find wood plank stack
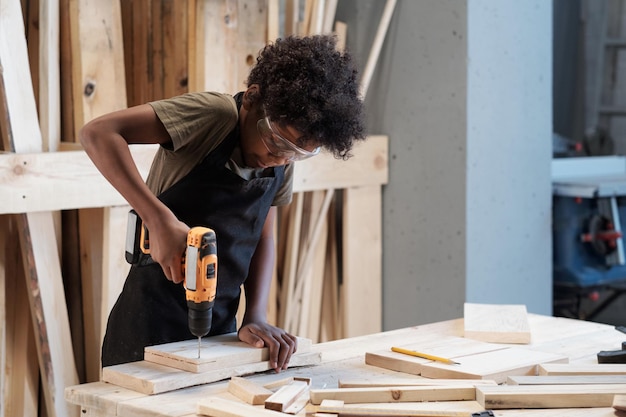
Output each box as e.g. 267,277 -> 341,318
0,1 -> 388,416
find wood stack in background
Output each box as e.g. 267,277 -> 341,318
0,1 -> 389,416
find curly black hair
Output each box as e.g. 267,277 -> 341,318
246,35 -> 366,160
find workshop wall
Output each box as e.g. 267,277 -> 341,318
338,0 -> 553,330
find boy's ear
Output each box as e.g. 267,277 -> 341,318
242,84 -> 261,110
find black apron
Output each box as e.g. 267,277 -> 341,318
102,94 -> 285,366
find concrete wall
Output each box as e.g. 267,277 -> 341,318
336,0 -> 553,331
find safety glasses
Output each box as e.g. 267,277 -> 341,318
257,117 -> 320,162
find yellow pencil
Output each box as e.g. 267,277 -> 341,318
391,346 -> 460,365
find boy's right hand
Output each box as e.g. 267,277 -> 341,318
146,216 -> 189,284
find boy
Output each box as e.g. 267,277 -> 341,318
80,34 -> 365,370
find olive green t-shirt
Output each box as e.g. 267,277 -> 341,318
146,91 -> 293,206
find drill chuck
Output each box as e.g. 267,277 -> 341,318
187,301 -> 213,338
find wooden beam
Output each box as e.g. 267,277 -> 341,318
0,136 -> 388,214
309,385 -> 476,405
476,384 -> 626,409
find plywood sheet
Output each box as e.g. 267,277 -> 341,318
144,333 -> 312,373
102,351 -> 321,395
365,334 -> 504,375
463,303 -> 531,344
477,384 -> 626,409
419,347 -> 568,383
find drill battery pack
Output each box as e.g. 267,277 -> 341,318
125,209 -> 150,264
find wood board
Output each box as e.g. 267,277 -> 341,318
476,384 -> 626,409
419,347 -> 568,383
144,333 -> 312,373
538,363 -> 626,376
102,351 -> 321,395
365,334 -> 503,375
308,399 -> 485,417
308,385 -> 477,405
463,302 -> 531,344
507,375 -> 626,385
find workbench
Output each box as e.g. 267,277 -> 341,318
65,314 -> 626,416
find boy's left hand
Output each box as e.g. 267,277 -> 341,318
238,322 -> 298,372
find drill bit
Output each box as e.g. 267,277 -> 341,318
197,336 -> 201,359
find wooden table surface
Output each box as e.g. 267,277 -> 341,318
65,314 -> 626,417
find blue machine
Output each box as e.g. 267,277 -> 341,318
552,156 -> 626,319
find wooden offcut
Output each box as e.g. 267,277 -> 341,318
144,333 -> 312,373
476,384 -> 626,409
228,377 -> 273,405
198,396 -> 286,417
463,303 -> 531,344
419,347 -> 567,383
308,385 -> 477,405
264,379 -> 309,412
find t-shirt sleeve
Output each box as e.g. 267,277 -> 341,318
149,92 -> 237,153
272,163 -> 294,206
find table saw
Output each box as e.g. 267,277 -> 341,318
552,156 -> 626,320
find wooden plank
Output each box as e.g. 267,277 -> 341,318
0,0 -> 42,153
264,380 -> 309,412
338,378 -> 497,388
341,185 -> 382,337
2,216 -> 39,417
365,335 -> 503,375
419,347 -> 568,384
68,0 -> 126,138
198,396 -> 287,417
476,384 -> 626,409
144,333 -> 312,373
507,375 -> 626,385
228,376 -> 273,405
309,385 -> 476,405
0,136 -> 388,214
539,363 -> 626,376
17,213 -> 80,417
614,394 -> 626,411
359,0 -> 397,99
463,303 -> 531,344
308,399 -> 481,417
101,351 -> 321,395
38,0 -> 61,152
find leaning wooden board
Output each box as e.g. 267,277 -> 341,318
102,334 -> 320,394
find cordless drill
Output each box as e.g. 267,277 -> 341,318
183,227 -> 218,358
125,210 -> 218,357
